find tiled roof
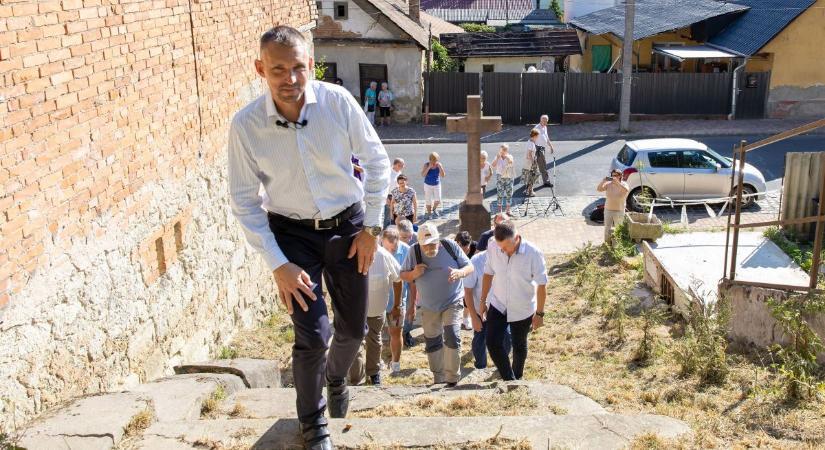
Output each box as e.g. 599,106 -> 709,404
708,0 -> 816,56
420,10 -> 466,37
426,8 -> 560,23
422,0 -> 535,9
569,0 -> 749,40
439,29 -> 582,57
363,0 -> 430,47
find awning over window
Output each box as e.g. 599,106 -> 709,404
653,45 -> 738,62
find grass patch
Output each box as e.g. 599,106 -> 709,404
124,408 -> 154,437
525,253 -> 825,448
352,388 -> 540,418
229,312 -> 295,364
201,385 -> 227,418
764,226 -> 816,272
218,346 -> 238,359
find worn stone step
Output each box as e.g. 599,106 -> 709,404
218,380 -> 606,420
132,414 -> 691,449
19,373 -> 245,450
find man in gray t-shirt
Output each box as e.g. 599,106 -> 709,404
401,223 -> 473,386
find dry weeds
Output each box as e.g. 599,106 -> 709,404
353,388 -> 539,418
123,408 -> 154,437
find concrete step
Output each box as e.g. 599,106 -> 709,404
217,381 -> 606,420
131,414 -> 691,449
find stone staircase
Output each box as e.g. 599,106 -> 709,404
17,359 -> 691,450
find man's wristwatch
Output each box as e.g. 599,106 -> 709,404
535,311 -> 545,317
364,225 -> 382,237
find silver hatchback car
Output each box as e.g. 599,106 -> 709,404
610,139 -> 767,212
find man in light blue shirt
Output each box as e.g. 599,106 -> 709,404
382,227 -> 409,374
463,250 -> 511,369
401,223 -> 473,386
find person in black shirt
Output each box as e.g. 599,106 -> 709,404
476,213 -> 510,252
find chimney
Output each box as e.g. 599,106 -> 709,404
409,0 -> 420,23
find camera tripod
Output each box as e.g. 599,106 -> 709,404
542,155 -> 564,216
520,153 -> 563,217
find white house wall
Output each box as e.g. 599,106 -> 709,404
464,56 -> 549,73
316,44 -> 424,122
318,0 -> 397,39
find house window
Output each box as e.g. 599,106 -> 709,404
316,1 -> 322,14
482,64 -> 495,72
334,1 -> 348,19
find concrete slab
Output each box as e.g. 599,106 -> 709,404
19,392 -> 150,450
130,373 -> 246,422
134,414 -> 690,450
173,358 -> 280,388
648,231 -> 808,304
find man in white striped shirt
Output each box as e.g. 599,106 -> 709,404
228,26 -> 390,450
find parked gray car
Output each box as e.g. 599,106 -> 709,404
610,138 -> 767,212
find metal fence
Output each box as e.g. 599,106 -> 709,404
424,71 -> 769,123
424,72 -> 479,114
782,152 -> 825,239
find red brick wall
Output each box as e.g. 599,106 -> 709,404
0,0 -> 315,308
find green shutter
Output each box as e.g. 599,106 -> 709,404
592,45 -> 612,72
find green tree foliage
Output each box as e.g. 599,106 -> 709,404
459,23 -> 496,33
431,39 -> 457,72
550,0 -> 563,21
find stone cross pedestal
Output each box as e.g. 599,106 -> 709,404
446,96 -> 502,241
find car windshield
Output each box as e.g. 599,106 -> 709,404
704,147 -> 732,168
617,145 -> 636,166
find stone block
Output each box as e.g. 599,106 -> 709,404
174,358 -> 280,389
131,373 -> 246,422
459,201 -> 490,242
19,392 -> 150,450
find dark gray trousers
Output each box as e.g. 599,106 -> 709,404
268,207 -> 368,425
535,146 -> 550,184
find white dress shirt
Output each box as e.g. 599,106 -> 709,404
532,124 -> 550,148
367,247 -> 401,317
484,238 -> 548,322
463,250 -> 488,312
228,80 -> 391,270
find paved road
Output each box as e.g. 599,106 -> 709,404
385,135 -> 825,199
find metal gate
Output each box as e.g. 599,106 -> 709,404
521,73 -> 565,124
735,72 -> 771,119
424,72 -> 480,114
481,72 -> 522,124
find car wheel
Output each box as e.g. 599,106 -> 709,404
628,186 -> 656,212
738,185 -> 756,208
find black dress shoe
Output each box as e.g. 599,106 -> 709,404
403,331 -> 415,347
301,422 -> 333,450
327,380 -> 350,418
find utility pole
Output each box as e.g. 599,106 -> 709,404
619,0 -> 635,132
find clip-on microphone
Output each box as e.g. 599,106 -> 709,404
276,119 -> 309,129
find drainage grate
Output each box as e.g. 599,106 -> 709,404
660,273 -> 675,306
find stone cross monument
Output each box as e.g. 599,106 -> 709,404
446,95 -> 502,240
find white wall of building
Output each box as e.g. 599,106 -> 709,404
464,56 -> 554,73
317,0 -> 396,39
315,44 -> 424,122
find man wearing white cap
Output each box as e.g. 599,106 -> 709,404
400,223 -> 473,386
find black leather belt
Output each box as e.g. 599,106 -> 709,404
268,203 -> 360,231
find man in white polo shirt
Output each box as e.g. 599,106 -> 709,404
479,220 -> 548,380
